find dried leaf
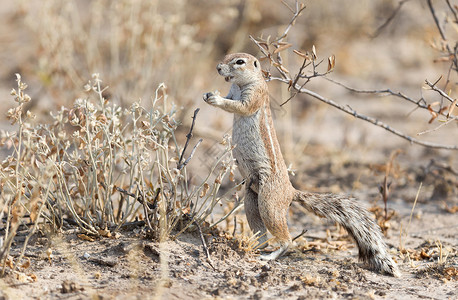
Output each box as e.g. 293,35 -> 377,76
15,272 -> 30,283
29,189 -> 42,223
444,202 -> 458,213
300,274 -> 321,286
21,257 -> 31,269
229,169 -> 235,182
98,228 -> 112,238
78,234 -> 95,242
288,80 -> 293,91
97,171 -> 105,184
200,183 -> 210,197
433,56 -> 452,63
327,55 -> 336,71
312,45 -> 317,60
279,64 -> 290,73
181,205 -> 191,214
447,99 -> 457,118
94,130 -> 103,141
420,249 -> 431,259
140,120 -> 150,129
427,104 -> 439,123
11,204 -> 23,227
6,256 -> 14,269
29,273 -> 37,282
96,114 -> 107,124
293,49 -> 308,59
428,114 -> 437,123
273,43 -> 292,54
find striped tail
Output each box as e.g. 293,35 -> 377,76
294,190 -> 401,277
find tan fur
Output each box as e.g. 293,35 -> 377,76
203,53 -> 400,277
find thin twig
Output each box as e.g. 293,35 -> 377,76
178,139 -> 203,170
275,1 -> 306,43
292,229 -> 308,242
445,0 -> 458,22
427,0 -> 448,42
372,0 -> 410,38
424,79 -> 456,103
116,186 -> 156,210
194,221 -> 216,270
178,108 -> 200,169
139,187 -> 155,232
325,77 -> 439,113
232,216 -> 237,237
210,199 -> 244,229
417,116 -> 458,136
406,182 -> 422,236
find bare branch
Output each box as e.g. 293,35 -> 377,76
178,139 -> 203,170
194,221 -> 216,270
275,1 -> 306,43
273,77 -> 458,150
427,0 -> 448,42
178,108 -> 200,170
249,1 -> 457,151
417,116 -> 458,136
424,79 -> 457,104
292,229 -> 308,242
324,77 -> 454,118
445,0 -> 458,23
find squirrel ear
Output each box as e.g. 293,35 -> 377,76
254,61 -> 258,68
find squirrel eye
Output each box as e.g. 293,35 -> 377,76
236,59 -> 245,65
254,61 -> 258,68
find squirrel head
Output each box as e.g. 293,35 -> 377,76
216,53 -> 263,86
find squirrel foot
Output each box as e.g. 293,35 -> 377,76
260,245 -> 289,260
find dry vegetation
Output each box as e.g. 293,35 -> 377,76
0,0 -> 457,299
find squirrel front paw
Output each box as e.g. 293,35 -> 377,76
203,91 -> 222,106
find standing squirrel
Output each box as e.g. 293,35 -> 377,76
203,53 -> 400,277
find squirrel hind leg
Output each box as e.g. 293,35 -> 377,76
256,186 -> 293,260
244,188 -> 268,248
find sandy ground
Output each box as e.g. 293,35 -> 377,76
1,144 -> 456,300
0,208 -> 456,300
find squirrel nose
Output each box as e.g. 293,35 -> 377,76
216,64 -> 222,72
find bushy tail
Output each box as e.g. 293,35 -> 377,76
294,190 -> 400,277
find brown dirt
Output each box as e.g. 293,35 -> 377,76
1,155 -> 457,300
1,204 -> 457,300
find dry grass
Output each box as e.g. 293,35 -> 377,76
0,73 -> 238,273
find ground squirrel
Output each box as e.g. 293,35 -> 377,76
203,53 -> 400,277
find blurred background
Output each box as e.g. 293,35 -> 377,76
0,0 -> 456,200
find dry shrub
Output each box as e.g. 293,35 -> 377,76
0,74 -> 238,270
